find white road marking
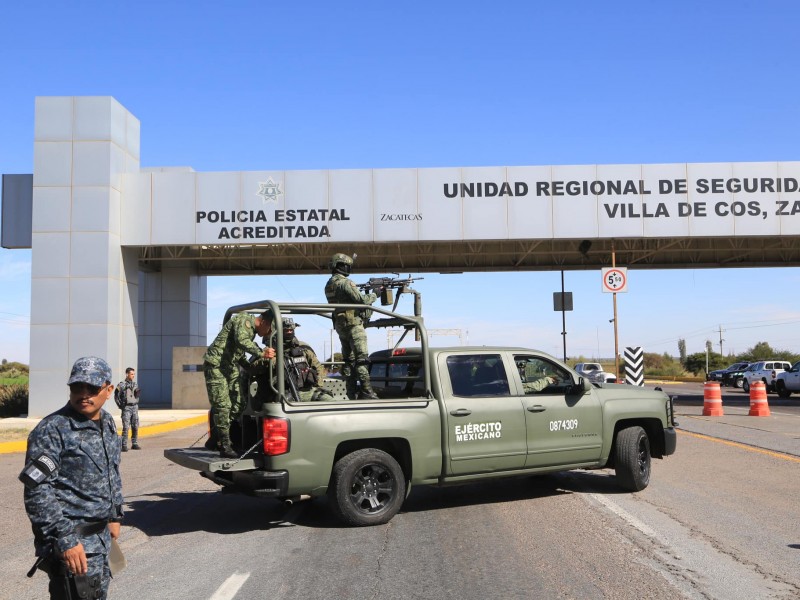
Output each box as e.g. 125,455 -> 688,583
588,493 -> 661,540
210,572 -> 251,600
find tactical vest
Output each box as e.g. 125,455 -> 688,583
325,274 -> 372,326
288,345 -> 318,389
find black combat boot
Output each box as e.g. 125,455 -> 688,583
219,444 -> 238,459
358,385 -> 379,400
204,422 -> 219,450
218,433 -> 238,459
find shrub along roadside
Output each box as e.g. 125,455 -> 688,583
0,384 -> 28,418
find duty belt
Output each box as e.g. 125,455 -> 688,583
75,521 -> 108,536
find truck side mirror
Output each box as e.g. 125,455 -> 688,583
578,377 -> 593,394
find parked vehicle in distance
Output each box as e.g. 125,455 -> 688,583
574,362 -> 616,384
721,362 -> 752,388
774,361 -> 800,398
742,360 -> 793,393
707,362 -> 751,384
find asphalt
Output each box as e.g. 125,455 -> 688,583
0,409 -> 209,454
671,397 -> 800,458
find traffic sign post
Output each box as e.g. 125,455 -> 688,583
602,267 -> 628,293
553,272 -> 573,362
604,244 -> 628,379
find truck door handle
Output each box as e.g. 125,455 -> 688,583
527,405 -> 546,413
449,409 -> 472,417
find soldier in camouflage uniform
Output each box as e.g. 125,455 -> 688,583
324,253 -> 379,399
21,356 -> 124,600
204,310 -> 275,457
521,375 -> 557,393
114,367 -> 140,451
519,360 -> 562,393
282,318 -> 335,402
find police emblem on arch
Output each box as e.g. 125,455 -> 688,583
257,177 -> 283,204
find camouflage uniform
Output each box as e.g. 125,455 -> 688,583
286,337 -> 335,402
114,378 -> 140,450
521,377 -> 555,394
22,358 -> 123,600
324,272 -> 377,398
203,313 -> 264,448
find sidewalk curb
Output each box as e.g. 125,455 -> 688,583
0,414 -> 207,455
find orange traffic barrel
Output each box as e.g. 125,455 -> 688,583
748,381 -> 771,416
702,381 -> 724,416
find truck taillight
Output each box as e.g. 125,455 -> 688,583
262,418 -> 290,456
771,370 -> 777,380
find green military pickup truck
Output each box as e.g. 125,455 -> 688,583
165,300 -> 677,526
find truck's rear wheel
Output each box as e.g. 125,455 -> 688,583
614,426 -> 651,492
777,381 -> 792,399
330,448 -> 406,526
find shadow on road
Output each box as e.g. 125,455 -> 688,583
124,471 -> 642,533
402,470 -> 628,516
123,490 -> 298,536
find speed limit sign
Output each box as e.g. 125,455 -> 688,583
602,267 -> 628,293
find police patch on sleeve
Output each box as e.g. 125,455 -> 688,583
19,454 -> 57,488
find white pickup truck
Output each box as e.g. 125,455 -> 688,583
742,360 -> 793,393
574,362 -> 616,384
774,361 -> 800,398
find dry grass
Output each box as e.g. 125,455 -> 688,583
0,427 -> 31,443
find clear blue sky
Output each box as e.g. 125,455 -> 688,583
2,1 -> 800,365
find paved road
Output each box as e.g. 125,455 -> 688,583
1,387 -> 798,600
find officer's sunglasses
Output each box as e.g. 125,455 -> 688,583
69,382 -> 111,397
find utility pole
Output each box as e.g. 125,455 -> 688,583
718,325 -> 725,357
561,270 -> 567,363
612,242 -> 620,380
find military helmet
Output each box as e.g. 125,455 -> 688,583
282,317 -> 299,342
67,356 -> 112,388
329,253 -> 353,275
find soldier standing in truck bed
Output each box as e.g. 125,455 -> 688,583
203,310 -> 275,457
324,253 -> 379,399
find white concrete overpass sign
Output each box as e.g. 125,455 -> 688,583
133,162 -> 800,247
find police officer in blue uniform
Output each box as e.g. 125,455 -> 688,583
21,356 -> 124,600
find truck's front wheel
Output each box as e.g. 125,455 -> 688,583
614,426 -> 651,492
330,448 -> 406,526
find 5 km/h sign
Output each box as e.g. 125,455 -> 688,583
602,267 -> 628,293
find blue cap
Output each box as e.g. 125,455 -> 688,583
67,356 -> 112,388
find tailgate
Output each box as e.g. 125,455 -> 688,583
164,448 -> 260,472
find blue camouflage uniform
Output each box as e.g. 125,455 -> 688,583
22,357 -> 124,599
115,377 -> 140,449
